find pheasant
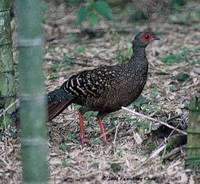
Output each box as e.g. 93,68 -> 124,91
48,30 -> 159,144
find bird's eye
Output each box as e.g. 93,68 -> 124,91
144,34 -> 150,39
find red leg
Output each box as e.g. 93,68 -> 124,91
97,116 -> 109,145
78,112 -> 85,144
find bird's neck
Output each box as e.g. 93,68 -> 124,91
127,43 -> 148,69
132,43 -> 146,61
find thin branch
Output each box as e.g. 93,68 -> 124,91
149,144 -> 167,159
122,107 -> 187,135
113,122 -> 121,146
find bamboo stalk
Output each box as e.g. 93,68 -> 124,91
0,0 -> 16,127
186,96 -> 200,171
15,0 -> 49,182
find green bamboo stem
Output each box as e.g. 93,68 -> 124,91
186,96 -> 200,171
15,0 -> 48,182
0,0 -> 16,127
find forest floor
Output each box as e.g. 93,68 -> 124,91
1,1 -> 200,183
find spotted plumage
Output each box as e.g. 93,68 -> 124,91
62,66 -> 118,98
47,31 -> 159,144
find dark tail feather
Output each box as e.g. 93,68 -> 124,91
48,100 -> 73,121
11,87 -> 75,128
47,88 -> 75,121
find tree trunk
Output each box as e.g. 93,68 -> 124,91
15,0 -> 49,182
0,0 -> 16,127
186,96 -> 200,171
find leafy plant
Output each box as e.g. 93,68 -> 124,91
63,54 -> 76,66
76,0 -> 112,27
135,119 -> 152,133
132,95 -> 148,110
61,159 -> 69,167
49,71 -> 58,80
173,72 -> 189,82
110,163 -> 121,173
95,0 -> 112,20
73,46 -> 86,55
150,87 -> 158,99
160,48 -> 188,65
116,47 -> 132,64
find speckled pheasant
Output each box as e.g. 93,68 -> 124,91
48,31 -> 159,144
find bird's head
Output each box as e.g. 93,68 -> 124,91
132,31 -> 159,48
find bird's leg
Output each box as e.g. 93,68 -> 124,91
78,111 -> 85,144
97,113 -> 109,145
78,107 -> 90,144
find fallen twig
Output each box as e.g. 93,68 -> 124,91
122,107 -> 187,135
163,146 -> 183,161
149,144 -> 167,159
113,122 -> 121,146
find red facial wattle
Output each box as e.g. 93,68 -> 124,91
140,33 -> 153,43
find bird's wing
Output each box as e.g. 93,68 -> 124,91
62,65 -> 120,98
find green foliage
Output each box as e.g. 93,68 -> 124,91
76,0 -> 112,27
88,13 -> 97,27
48,55 -> 76,80
76,6 -> 88,25
145,180 -> 154,184
49,71 -> 58,80
116,48 -> 132,64
144,87 -> 160,114
132,95 -> 148,110
145,142 -> 157,153
132,87 -> 158,111
63,55 -> 75,66
73,46 -> 86,55
160,54 -> 182,65
110,163 -> 121,173
160,48 -> 188,65
92,137 -> 103,144
150,87 -> 158,99
135,119 -> 152,133
94,0 -> 112,20
84,111 -> 98,122
67,132 -> 76,141
173,72 -> 189,82
131,86 -> 161,116
65,33 -> 79,43
61,159 -> 69,167
170,0 -> 186,9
